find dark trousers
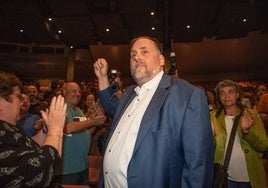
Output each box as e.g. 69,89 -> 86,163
53,169 -> 89,185
227,179 -> 251,188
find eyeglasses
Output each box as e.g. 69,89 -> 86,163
219,89 -> 237,96
12,93 -> 23,101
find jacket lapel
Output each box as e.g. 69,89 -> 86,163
132,73 -> 171,156
105,87 -> 137,145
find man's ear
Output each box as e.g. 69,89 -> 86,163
159,54 -> 165,66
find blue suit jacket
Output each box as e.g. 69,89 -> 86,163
97,73 -> 214,188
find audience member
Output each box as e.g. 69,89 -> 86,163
206,88 -> 218,111
82,93 -> 107,155
82,93 -> 105,119
211,79 -> 268,188
256,85 -> 268,133
24,85 -> 48,116
93,36 -> 214,188
110,70 -> 125,99
53,82 -> 106,185
257,84 -> 268,101
256,85 -> 268,186
0,72 -> 66,187
241,89 -> 252,109
17,93 -> 42,136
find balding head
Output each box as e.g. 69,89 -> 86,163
63,82 -> 81,107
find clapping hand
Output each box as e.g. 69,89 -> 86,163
240,109 -> 255,134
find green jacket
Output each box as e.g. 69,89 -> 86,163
211,108 -> 268,188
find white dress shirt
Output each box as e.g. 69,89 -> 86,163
103,71 -> 164,188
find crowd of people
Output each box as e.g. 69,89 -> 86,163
0,36 -> 268,188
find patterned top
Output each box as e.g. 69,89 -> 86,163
0,121 -> 60,187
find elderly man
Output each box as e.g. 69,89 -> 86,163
93,36 -> 214,188
53,82 -> 106,185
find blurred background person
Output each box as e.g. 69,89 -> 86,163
24,85 -> 48,116
255,84 -> 268,186
251,84 -> 268,110
206,88 -> 218,111
17,93 -> 42,137
109,70 -> 125,99
82,93 -> 105,119
82,92 -> 107,156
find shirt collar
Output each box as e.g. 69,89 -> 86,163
134,71 -> 164,96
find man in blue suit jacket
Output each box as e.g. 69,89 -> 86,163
94,36 -> 214,188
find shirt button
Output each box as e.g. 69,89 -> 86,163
108,149 -> 111,152
105,171 -> 108,174
244,149 -> 249,153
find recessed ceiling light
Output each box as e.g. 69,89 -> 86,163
150,12 -> 155,16
106,28 -> 110,32
151,27 -> 155,30
58,30 -> 62,34
48,18 -> 52,21
186,25 -> 191,29
19,29 -> 24,33
70,46 -> 73,49
243,18 -> 247,22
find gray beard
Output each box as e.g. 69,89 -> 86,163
131,70 -> 153,86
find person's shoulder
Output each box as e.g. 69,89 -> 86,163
261,93 -> 268,99
74,107 -> 86,116
124,84 -> 137,93
210,109 -> 217,117
170,77 -> 200,91
27,112 -> 41,119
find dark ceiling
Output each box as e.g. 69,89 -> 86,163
0,0 -> 267,48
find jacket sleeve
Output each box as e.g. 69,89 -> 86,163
241,108 -> 268,152
181,88 -> 214,188
97,87 -> 119,118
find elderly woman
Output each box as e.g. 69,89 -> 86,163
211,80 -> 268,188
0,72 -> 66,187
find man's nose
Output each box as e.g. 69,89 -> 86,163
133,53 -> 142,61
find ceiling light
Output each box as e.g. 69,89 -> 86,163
70,46 -> 73,49
48,18 -> 52,21
58,30 -> 62,34
151,27 -> 155,30
150,12 -> 155,16
243,18 -> 247,22
106,28 -> 110,32
186,25 -> 191,29
19,29 -> 24,33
